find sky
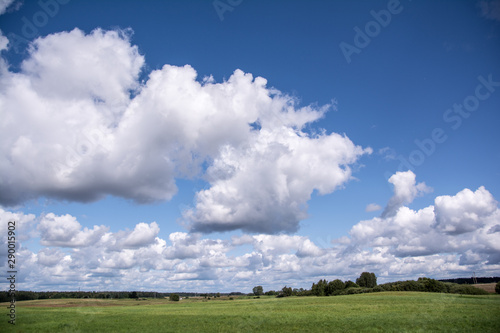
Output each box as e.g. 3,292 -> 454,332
0,0 -> 499,293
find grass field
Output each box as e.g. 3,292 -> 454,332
1,292 -> 499,332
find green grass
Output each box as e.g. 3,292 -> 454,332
1,292 -> 499,332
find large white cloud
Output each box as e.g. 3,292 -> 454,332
185,127 -> 370,233
0,28 -> 370,234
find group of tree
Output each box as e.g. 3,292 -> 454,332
310,278 -> 362,296
251,272 -> 495,299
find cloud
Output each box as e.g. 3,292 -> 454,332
0,0 -> 16,15
479,0 -> 500,21
38,213 -> 108,247
366,203 -> 382,212
381,171 -> 432,217
434,186 -> 498,235
185,128 -> 371,234
349,174 -> 500,265
4,174 -> 500,292
0,28 -> 370,234
0,28 -> 145,205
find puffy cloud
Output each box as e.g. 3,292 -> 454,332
4,175 -> 500,292
186,128 -> 371,233
348,174 -> 500,273
381,171 -> 432,217
434,186 -> 497,235
114,222 -> 160,249
38,213 -> 108,247
0,28 -> 370,234
0,28 -> 145,205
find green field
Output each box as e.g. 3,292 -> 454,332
2,292 -> 499,332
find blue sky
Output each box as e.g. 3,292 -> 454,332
0,0 -> 499,292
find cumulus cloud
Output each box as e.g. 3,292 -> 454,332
349,173 -> 500,268
381,171 -> 432,217
38,213 -> 108,247
3,175 -> 500,292
434,186 -> 497,235
0,28 -> 370,234
185,128 -> 371,233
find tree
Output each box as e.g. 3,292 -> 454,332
356,272 -> 377,288
129,291 -> 138,299
326,279 -> 345,295
281,286 -> 293,297
345,280 -> 359,289
496,281 -> 500,294
252,286 -> 264,296
169,294 -> 180,301
311,279 -> 328,296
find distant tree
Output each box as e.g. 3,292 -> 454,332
281,286 -> 293,297
496,281 -> 500,294
326,279 -> 345,295
129,291 -> 138,299
169,294 -> 180,301
356,272 -> 377,288
311,279 -> 328,296
253,286 -> 264,296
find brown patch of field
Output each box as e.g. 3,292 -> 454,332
472,283 -> 497,293
7,298 -> 171,308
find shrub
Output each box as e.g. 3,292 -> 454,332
344,281 -> 359,289
496,282 -> 500,294
169,294 -> 180,301
451,285 -> 489,295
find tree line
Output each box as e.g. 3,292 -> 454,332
253,272 -> 495,298
3,273 -> 498,303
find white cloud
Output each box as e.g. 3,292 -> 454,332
0,28 -> 370,234
381,171 -> 432,217
185,127 -> 371,233
118,222 -> 160,249
4,175 -> 500,292
434,186 -> 497,235
365,203 -> 382,212
38,213 -> 108,247
0,0 -> 15,15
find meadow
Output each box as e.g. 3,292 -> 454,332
1,292 -> 499,332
